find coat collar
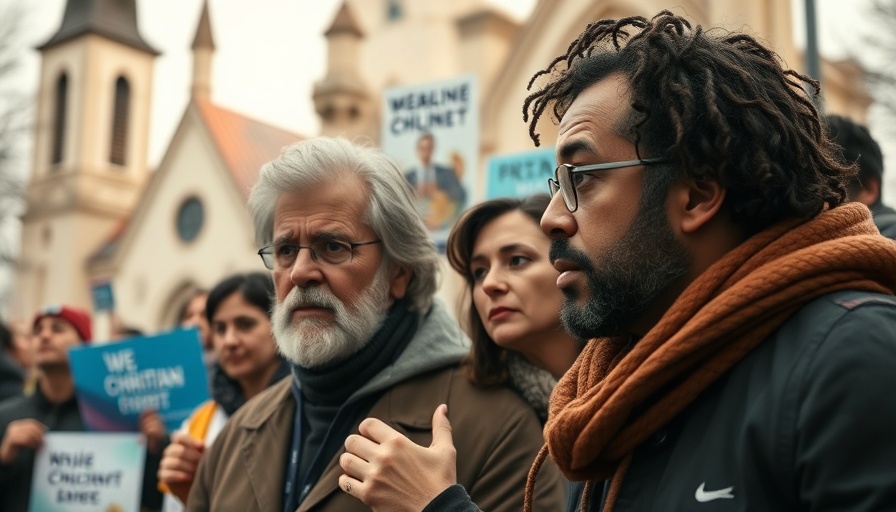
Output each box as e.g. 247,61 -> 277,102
236,377 -> 294,512
298,368 -> 455,511
238,376 -> 291,430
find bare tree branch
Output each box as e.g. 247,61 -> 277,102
0,1 -> 29,275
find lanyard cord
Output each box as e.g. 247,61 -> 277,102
282,382 -> 384,512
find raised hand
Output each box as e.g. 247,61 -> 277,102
0,419 -> 47,465
158,430 -> 205,504
339,404 -> 457,512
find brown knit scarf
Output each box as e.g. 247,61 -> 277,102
523,202 -> 896,511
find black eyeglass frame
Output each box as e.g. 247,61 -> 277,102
548,157 -> 671,212
257,239 -> 381,270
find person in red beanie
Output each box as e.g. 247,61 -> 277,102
0,304 -> 92,512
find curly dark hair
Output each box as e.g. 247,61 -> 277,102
522,11 -> 853,235
446,194 -> 551,387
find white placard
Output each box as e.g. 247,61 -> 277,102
29,432 -> 146,512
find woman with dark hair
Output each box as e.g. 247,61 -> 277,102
446,194 -> 581,420
157,272 -> 289,510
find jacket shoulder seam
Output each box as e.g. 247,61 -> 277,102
829,294 -> 896,311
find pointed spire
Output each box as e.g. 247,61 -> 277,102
191,0 -> 215,51
38,0 -> 159,55
315,0 -> 370,137
325,1 -> 364,38
190,0 -> 215,99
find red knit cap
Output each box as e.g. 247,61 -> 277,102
33,305 -> 93,342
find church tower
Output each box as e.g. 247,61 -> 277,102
313,1 -> 374,139
16,0 -> 158,317
191,0 -> 215,100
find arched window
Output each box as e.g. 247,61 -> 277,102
110,76 -> 130,165
51,73 -> 68,165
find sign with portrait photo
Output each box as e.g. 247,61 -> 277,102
381,75 -> 479,246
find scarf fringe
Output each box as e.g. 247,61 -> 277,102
523,444 -> 550,512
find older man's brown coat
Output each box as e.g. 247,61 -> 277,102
187,366 -> 565,512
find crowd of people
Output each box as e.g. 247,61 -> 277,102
2,10 -> 896,512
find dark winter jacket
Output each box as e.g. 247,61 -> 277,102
576,290 -> 896,511
871,201 -> 896,240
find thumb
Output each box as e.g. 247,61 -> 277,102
430,404 -> 453,449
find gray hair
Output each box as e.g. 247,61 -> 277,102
248,137 -> 440,313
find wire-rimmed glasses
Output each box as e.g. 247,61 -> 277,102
257,238 -> 381,270
548,157 -> 670,212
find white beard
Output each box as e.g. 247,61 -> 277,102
271,266 -> 390,368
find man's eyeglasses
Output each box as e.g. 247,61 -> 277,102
257,238 -> 381,270
548,158 -> 670,212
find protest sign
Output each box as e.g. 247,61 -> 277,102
381,75 -> 479,245
68,328 -> 209,431
90,282 -> 115,312
29,432 -> 145,512
486,148 -> 556,199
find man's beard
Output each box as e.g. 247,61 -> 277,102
550,200 -> 690,342
271,266 -> 390,368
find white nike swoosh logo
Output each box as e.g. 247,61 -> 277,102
695,482 -> 735,502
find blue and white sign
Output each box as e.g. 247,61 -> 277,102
68,328 -> 209,432
29,432 -> 146,512
90,282 -> 115,312
486,148 -> 555,199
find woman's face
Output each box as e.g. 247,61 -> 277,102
211,292 -> 279,383
470,210 -> 564,353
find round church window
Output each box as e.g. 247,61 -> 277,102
176,196 -> 204,243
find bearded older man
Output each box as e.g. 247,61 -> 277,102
185,137 -> 565,512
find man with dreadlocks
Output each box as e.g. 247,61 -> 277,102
524,9 -> 896,512
335,9 -> 896,512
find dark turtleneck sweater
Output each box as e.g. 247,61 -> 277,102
289,298 -> 418,503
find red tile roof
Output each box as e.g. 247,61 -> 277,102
90,100 -> 304,265
195,98 -> 304,198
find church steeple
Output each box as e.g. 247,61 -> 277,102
314,1 -> 372,138
325,1 -> 364,39
38,0 -> 158,55
191,0 -> 216,99
17,0 -> 157,316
